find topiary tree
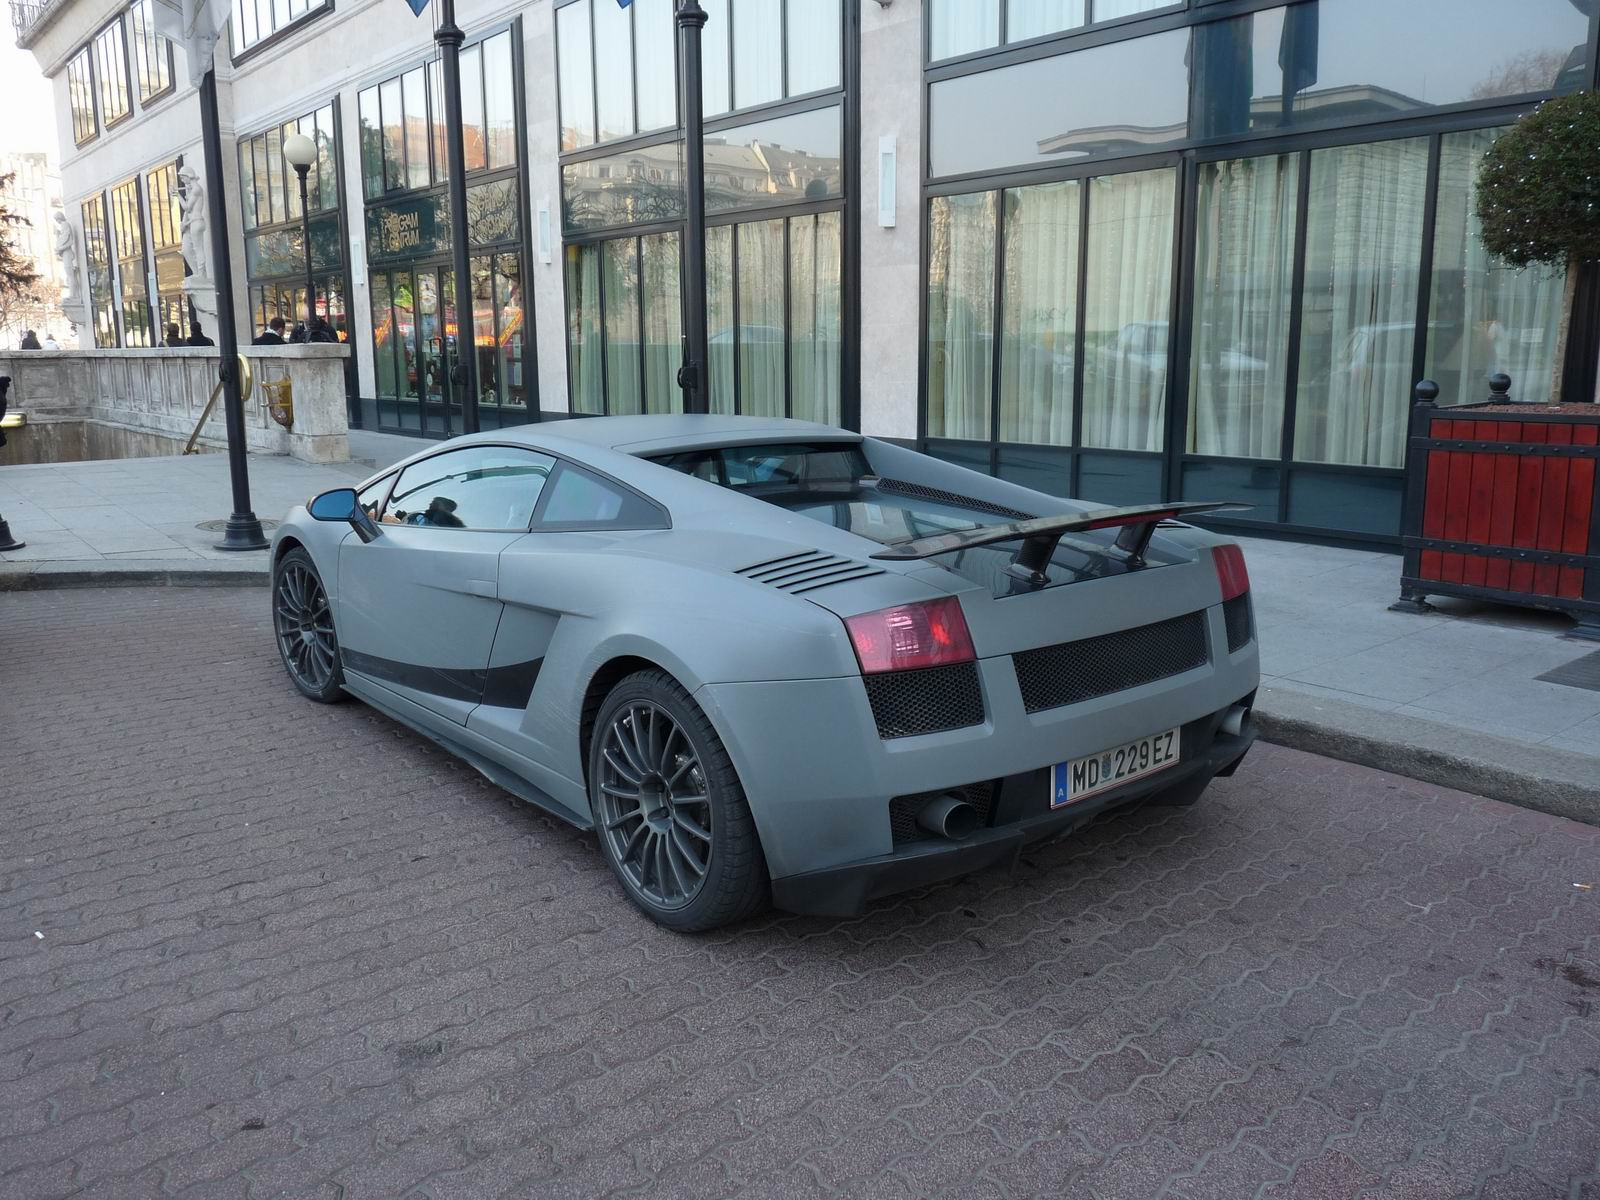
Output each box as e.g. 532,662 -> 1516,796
1476,91 -> 1600,403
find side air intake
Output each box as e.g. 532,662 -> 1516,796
735,550 -> 886,595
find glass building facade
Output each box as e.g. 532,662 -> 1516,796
920,0 -> 1595,540
357,24 -> 533,435
555,0 -> 855,423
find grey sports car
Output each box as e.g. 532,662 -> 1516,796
271,416 -> 1259,930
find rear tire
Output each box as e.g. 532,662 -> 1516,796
272,547 -> 344,704
589,670 -> 768,931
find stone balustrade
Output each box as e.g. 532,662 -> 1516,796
0,345 -> 351,465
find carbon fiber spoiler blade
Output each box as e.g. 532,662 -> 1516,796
868,501 -> 1252,579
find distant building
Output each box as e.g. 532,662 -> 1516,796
0,149 -> 73,348
10,0 -> 1600,540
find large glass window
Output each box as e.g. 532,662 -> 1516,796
999,180 -> 1080,446
109,178 -> 152,347
1188,154 -> 1298,459
733,0 -> 782,110
127,0 -> 173,104
705,106 -> 842,214
926,192 -> 997,440
789,212 -> 842,424
1193,0 -> 1592,142
562,142 -> 686,234
81,195 -> 117,348
1293,137 -> 1429,469
567,232 -> 683,416
147,161 -> 188,343
1424,128 -> 1568,408
92,19 -> 130,129
928,0 -> 1172,61
929,28 -> 1189,177
67,49 -> 97,146
230,0 -> 330,56
385,447 -> 556,531
557,0 -> 597,150
240,105 -> 339,232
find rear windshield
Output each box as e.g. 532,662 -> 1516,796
650,442 -> 870,490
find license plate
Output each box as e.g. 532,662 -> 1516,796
1051,727 -> 1180,808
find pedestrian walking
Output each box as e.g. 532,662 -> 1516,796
18,330 -> 40,350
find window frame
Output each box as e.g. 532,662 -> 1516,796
382,444 -> 559,532
127,0 -> 176,106
90,14 -> 133,132
229,0 -> 336,64
66,47 -> 99,147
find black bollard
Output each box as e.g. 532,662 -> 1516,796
0,375 -> 24,552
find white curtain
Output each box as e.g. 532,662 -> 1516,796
1081,168 -> 1176,451
1425,127 -> 1566,407
641,232 -> 682,414
564,245 -> 604,414
1006,0 -> 1084,42
927,192 -> 997,440
737,219 -> 786,417
790,212 -> 842,424
1294,138 -> 1428,468
1189,154 -> 1297,459
998,180 -> 1079,445
929,0 -> 999,60
602,238 -> 642,415
706,225 -> 735,414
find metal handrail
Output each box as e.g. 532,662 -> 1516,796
9,0 -> 57,41
183,356 -> 254,455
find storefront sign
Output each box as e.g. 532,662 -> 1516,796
365,195 -> 448,264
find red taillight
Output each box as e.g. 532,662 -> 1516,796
844,597 -> 977,674
1212,544 -> 1249,601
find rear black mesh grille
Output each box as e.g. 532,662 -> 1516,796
889,781 -> 998,845
1013,611 -> 1209,714
876,477 -> 1033,522
1224,593 -> 1253,653
863,662 -> 985,739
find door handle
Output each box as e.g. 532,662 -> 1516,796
465,579 -> 496,599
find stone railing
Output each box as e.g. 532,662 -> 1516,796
0,346 -> 351,464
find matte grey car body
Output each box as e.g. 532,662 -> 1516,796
270,415 -> 1259,924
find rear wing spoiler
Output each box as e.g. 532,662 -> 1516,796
869,500 -> 1251,583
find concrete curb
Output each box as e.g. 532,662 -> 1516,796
1254,683 -> 1600,826
0,560 -> 269,590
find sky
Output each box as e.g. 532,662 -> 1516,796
1,34 -> 59,159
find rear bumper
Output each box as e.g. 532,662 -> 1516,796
769,704 -> 1255,918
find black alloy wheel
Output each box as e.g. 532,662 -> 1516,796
590,670 -> 767,931
272,547 -> 344,703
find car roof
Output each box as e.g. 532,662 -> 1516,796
477,413 -> 862,457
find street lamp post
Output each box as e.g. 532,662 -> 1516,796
676,0 -> 710,416
435,0 -> 480,434
281,132 -> 319,339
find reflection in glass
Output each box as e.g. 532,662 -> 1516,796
265,126 -> 285,225
603,239 -> 643,415
562,142 -> 685,233
595,0 -> 636,141
240,141 -> 258,231
1425,128 -> 1566,407
999,180 -> 1079,446
403,68 -> 429,190
733,0 -> 782,111
1093,0 -> 1171,19
1189,154 -> 1297,458
1194,1 -> 1590,142
701,0 -> 732,118
787,0 -> 841,94
472,257 -> 497,406
1007,0 -> 1084,43
707,225 -> 735,414
371,271 -> 398,400
386,446 -> 555,531
790,212 -> 842,425
635,0 -> 677,132
929,0 -> 999,60
927,192 -> 997,440
315,105 -> 338,210
641,232 -> 683,414
1294,138 -> 1428,468
737,220 -> 786,418
380,79 -> 404,192
483,36 -> 515,169
496,254 -> 526,407
557,0 -> 596,150
460,45 -> 487,173
359,88 -> 383,199
929,29 -> 1189,177
566,244 -> 603,414
1081,168 -> 1175,451
430,59 -> 449,181
704,106 -> 841,215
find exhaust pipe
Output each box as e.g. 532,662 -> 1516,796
1220,703 -> 1252,738
918,794 -> 980,840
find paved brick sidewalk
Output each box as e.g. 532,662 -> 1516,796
3,587 -> 1598,1199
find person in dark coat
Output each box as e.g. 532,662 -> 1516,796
18,330 -> 41,350
252,316 -> 286,345
164,323 -> 184,346
187,321 -> 216,347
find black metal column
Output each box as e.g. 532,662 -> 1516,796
436,0 -> 480,434
199,67 -> 269,551
295,167 -> 317,332
676,0 -> 710,415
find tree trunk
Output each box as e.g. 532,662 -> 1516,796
1550,253 -> 1581,404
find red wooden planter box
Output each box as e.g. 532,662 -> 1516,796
1394,383 -> 1600,640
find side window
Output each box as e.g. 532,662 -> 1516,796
383,446 -> 556,531
357,472 -> 394,519
536,463 -> 665,529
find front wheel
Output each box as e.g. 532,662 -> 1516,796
272,547 -> 344,703
589,670 -> 768,931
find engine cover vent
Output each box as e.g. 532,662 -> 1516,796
736,550 -> 886,594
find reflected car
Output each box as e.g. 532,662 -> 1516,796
271,417 -> 1259,930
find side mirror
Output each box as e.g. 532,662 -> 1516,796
308,487 -> 381,544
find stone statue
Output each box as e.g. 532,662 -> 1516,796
52,211 -> 79,304
177,162 -> 208,282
